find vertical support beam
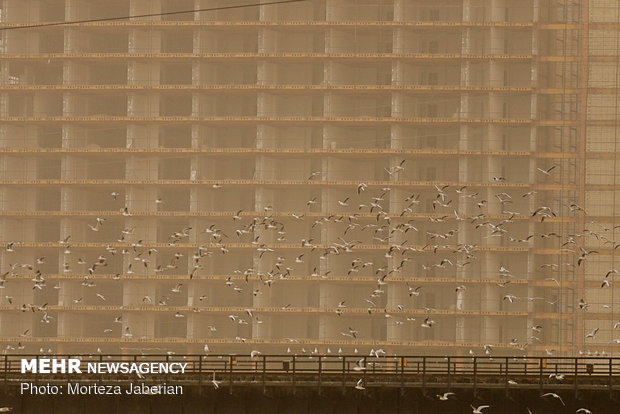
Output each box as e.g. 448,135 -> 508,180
422,357 -> 426,396
447,357 -> 451,391
473,357 -> 477,397
3,355 -> 7,390
133,355 -> 137,364
99,355 -> 103,384
66,355 -> 71,390
317,355 -> 322,395
505,357 -> 509,396
609,358 -> 613,399
363,356 -> 367,390
400,356 -> 404,395
341,356 -> 345,395
262,355 -> 266,395
574,358 -> 579,399
576,0 -> 589,355
293,355 -> 297,395
165,354 -> 169,385
539,357 -> 543,395
197,356 -> 202,392
228,356 -> 233,395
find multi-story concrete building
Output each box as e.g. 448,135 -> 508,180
0,0 -> 618,356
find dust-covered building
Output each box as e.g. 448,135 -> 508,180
0,0 -> 619,357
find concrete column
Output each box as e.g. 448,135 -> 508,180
129,0 -> 161,21
57,280 -> 79,307
392,0 -> 402,21
456,317 -> 466,343
462,0 -> 472,22
65,0 -> 90,21
128,62 -> 160,86
63,62 -> 89,85
391,92 -> 404,118
127,93 -> 160,117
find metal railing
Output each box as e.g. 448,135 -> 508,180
3,354 -> 620,396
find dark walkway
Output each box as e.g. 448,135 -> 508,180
2,386 -> 620,414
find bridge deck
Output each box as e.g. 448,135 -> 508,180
3,355 -> 620,396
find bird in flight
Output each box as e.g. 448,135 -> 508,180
437,392 -> 455,401
541,392 -> 565,406
470,405 -> 490,414
536,165 -> 556,175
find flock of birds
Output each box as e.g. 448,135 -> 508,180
0,158 -> 617,412
432,392 -> 596,413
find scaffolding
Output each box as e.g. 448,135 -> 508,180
0,0 -> 618,357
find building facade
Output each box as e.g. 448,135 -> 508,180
0,0 -> 618,356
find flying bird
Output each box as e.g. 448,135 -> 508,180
536,165 -> 556,175
541,392 -> 565,406
437,392 -> 455,401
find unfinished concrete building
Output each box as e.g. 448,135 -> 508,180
0,0 -> 618,357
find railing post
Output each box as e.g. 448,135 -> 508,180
262,355 -> 266,395
609,358 -> 613,399
317,356 -> 322,395
574,358 -> 578,399
422,357 -> 427,395
133,355 -> 137,384
228,355 -> 233,394
341,356 -> 346,395
99,355 -> 103,384
198,356 -> 202,391
293,355 -> 297,395
473,357 -> 477,397
400,356 -> 404,394
447,357 -> 451,391
165,354 -> 169,385
505,357 -> 509,396
362,356 -> 367,393
3,355 -> 7,388
66,354 -> 70,389
538,357 -> 543,395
